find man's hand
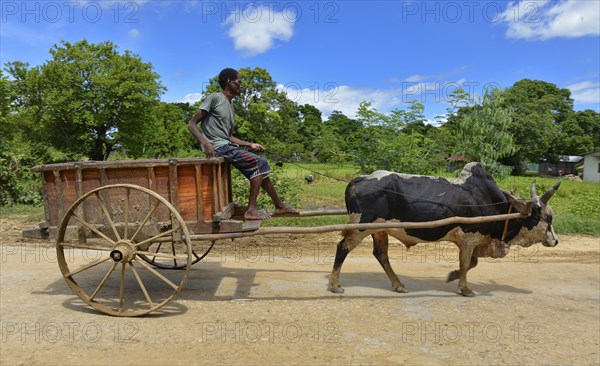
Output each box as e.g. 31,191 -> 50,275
203,143 -> 216,158
249,143 -> 265,152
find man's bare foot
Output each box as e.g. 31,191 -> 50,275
274,204 -> 299,216
244,210 -> 271,220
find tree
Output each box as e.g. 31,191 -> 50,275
297,103 -> 323,154
34,40 -> 164,160
502,79 -> 573,165
454,89 -> 516,176
316,111 -> 363,163
130,102 -> 195,158
352,101 -> 435,174
556,109 -> 600,155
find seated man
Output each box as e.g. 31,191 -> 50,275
188,68 -> 297,220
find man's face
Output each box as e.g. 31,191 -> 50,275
228,77 -> 242,96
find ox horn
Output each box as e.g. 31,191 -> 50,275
530,180 -> 538,199
540,181 -> 561,205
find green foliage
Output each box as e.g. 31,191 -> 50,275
352,100 -> 444,174
454,89 -> 516,177
568,190 -> 600,216
135,102 -> 196,158
502,79 -> 573,167
0,204 -> 44,221
5,40 -> 165,161
557,109 -> 600,155
230,164 -> 301,211
3,44 -> 599,212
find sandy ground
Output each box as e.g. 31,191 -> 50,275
1,216 -> 599,365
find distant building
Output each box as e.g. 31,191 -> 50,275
581,151 -> 600,183
539,156 -> 583,176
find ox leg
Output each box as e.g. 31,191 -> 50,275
446,256 -> 478,283
328,230 -> 367,293
454,243 -> 478,297
372,231 -> 408,293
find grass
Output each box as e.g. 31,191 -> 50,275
269,163 -> 600,236
2,163 -> 598,236
0,203 -> 44,222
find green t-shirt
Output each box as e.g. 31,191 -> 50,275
199,93 -> 235,149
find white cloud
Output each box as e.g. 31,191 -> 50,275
127,29 -> 140,39
278,84 -> 411,119
567,81 -> 600,105
226,5 -> 295,56
402,67 -> 468,84
502,0 -> 600,40
404,74 -> 429,83
276,79 -> 488,119
179,93 -> 203,104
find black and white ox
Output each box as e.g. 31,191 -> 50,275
329,162 -> 560,297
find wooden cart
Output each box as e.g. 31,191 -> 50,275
24,158 -> 525,317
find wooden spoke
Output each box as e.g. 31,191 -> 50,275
71,213 -> 116,246
56,183 -> 192,316
58,242 -> 113,252
134,228 -> 178,249
119,262 -> 126,313
88,262 -> 118,301
130,199 -> 161,243
124,187 -> 130,239
65,257 -> 111,277
135,258 -> 179,290
95,191 -> 121,241
136,250 -> 188,261
129,262 -> 153,307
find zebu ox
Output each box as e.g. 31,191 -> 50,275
328,162 -> 561,297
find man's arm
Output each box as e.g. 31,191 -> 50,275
188,109 -> 217,157
229,136 -> 265,152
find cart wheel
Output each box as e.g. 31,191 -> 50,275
137,240 -> 216,269
56,184 -> 192,317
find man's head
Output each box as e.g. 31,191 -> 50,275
218,68 -> 241,95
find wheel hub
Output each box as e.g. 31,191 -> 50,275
110,241 -> 137,263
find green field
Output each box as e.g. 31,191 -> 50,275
269,163 -> 600,236
2,163 -> 598,236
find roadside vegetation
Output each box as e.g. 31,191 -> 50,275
2,40 -> 598,237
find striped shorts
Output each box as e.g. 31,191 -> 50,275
215,144 -> 271,180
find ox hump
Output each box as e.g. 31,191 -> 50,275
363,166 -> 482,186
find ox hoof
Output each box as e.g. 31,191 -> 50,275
394,285 -> 409,293
447,270 -> 459,283
459,288 -> 475,297
328,285 -> 345,294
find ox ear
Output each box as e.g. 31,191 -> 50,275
540,181 -> 561,205
502,190 -> 533,216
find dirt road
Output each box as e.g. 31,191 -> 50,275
1,217 -> 599,365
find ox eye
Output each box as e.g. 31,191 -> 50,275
546,214 -> 553,225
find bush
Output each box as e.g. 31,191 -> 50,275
230,164 -> 300,211
0,148 -> 43,206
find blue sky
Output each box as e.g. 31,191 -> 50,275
2,0 -> 599,122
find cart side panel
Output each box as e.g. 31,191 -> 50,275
33,158 -> 231,233
43,171 -> 59,226
176,164 -> 198,222
80,169 -> 102,226
59,170 -> 78,219
152,166 -> 172,221
223,163 -> 232,204
201,163 -> 216,220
